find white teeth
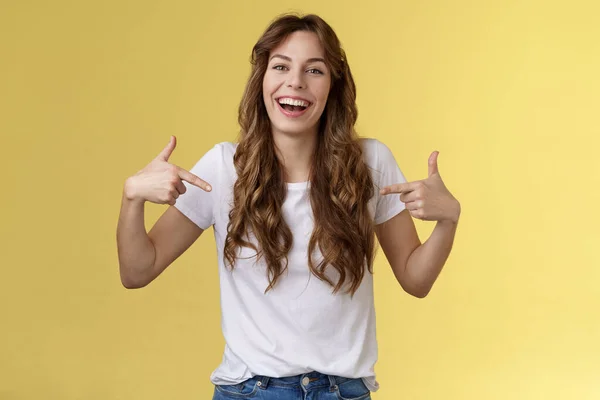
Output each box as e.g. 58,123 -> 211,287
278,98 -> 310,107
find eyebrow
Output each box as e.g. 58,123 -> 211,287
270,54 -> 326,64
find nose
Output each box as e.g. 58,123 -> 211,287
286,69 -> 306,90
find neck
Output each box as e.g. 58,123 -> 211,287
272,128 -> 318,183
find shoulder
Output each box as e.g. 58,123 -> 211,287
211,141 -> 238,182
186,141 -> 238,180
197,141 -> 238,166
358,137 -> 382,154
209,141 -> 238,157
358,137 -> 395,169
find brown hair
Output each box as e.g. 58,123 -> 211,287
223,13 -> 376,296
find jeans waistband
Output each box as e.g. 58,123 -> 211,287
253,371 -> 354,390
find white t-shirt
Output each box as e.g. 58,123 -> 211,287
174,138 -> 407,392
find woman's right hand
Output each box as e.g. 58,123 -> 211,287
124,136 -> 212,205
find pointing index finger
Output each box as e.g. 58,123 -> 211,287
380,181 -> 417,195
177,167 -> 212,192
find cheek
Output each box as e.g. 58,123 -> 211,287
315,87 -> 331,111
262,73 -> 279,107
262,80 -> 269,103
317,80 -> 331,103
262,85 -> 273,113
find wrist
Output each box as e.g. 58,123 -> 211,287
441,199 -> 461,225
123,177 -> 144,204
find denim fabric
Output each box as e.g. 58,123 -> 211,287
212,371 -> 371,400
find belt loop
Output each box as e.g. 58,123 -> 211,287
327,375 -> 338,390
256,376 -> 270,389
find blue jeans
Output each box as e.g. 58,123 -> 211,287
212,371 -> 372,400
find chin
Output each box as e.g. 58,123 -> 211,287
272,120 -> 319,136
270,112 -> 322,136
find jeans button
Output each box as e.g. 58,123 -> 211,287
302,377 -> 310,386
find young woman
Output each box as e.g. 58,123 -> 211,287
117,13 -> 460,400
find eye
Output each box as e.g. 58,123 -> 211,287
273,65 -> 288,71
307,68 -> 323,75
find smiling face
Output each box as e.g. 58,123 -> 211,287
262,30 -> 332,138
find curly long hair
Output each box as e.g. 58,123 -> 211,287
223,13 -> 376,296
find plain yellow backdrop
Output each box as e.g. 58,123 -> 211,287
1,0 -> 599,399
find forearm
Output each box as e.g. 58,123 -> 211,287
116,184 -> 156,287
403,218 -> 459,298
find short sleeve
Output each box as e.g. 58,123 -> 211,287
174,144 -> 223,230
374,140 -> 408,225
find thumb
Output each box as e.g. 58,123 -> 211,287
157,135 -> 176,162
428,151 -> 439,177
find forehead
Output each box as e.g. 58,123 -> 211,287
270,30 -> 325,60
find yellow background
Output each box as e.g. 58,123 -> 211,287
1,0 -> 598,399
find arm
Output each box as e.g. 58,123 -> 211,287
376,147 -> 461,298
117,183 -> 204,289
375,209 -> 459,298
116,136 -> 217,289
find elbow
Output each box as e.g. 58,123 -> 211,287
119,269 -> 149,289
396,268 -> 434,299
121,277 -> 145,289
409,288 -> 430,299
401,281 -> 432,299
121,280 -> 146,289
392,262 -> 431,299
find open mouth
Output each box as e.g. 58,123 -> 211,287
276,97 -> 311,117
279,103 -> 308,112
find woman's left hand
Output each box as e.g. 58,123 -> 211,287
380,151 -> 461,223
